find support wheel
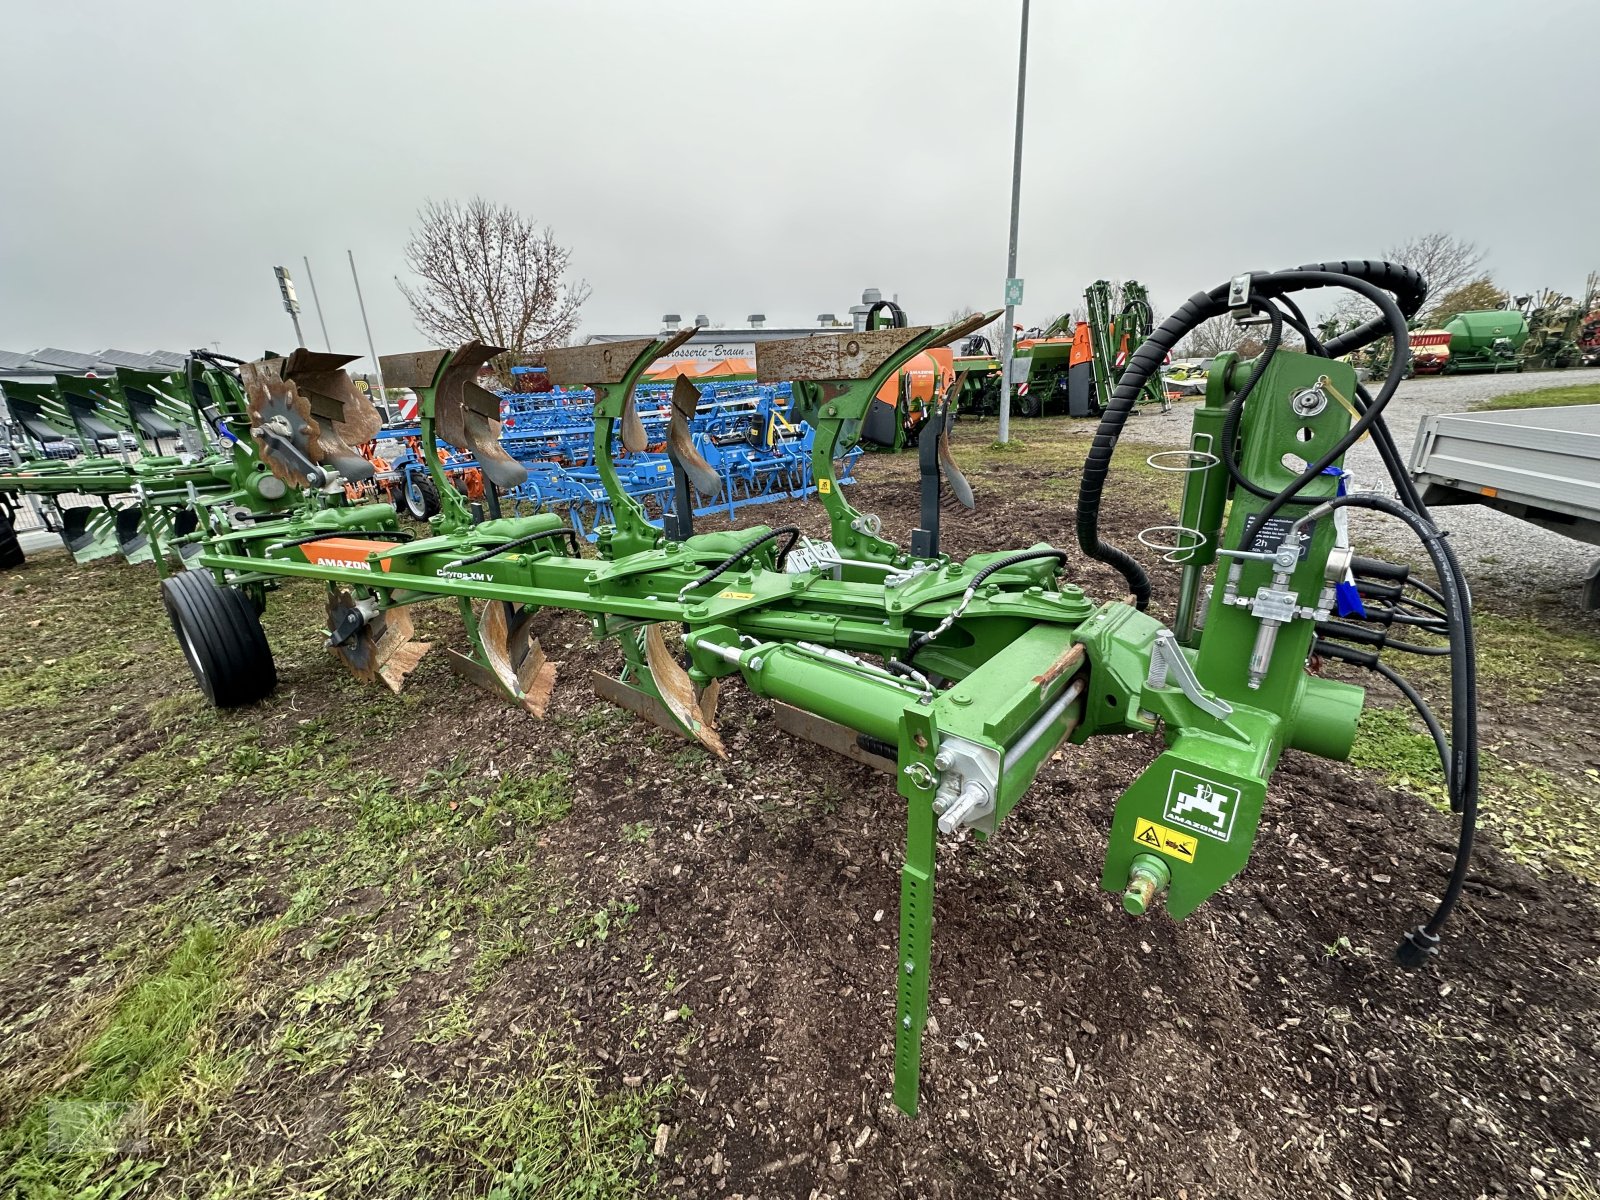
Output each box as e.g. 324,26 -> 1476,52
0,509 -> 24,570
403,471 -> 440,520
161,571 -> 277,707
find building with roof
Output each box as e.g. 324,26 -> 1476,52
587,289 -> 899,376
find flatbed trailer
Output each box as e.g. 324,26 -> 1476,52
1408,403 -> 1600,608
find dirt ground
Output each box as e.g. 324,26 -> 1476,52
1,416 -> 1597,1199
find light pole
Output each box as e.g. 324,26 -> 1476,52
347,250 -> 386,401
273,265 -> 306,348
302,256 -> 332,351
996,0 -> 1030,445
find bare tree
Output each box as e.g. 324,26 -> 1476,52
1178,315 -> 1252,358
396,197 -> 591,363
1401,232 -> 1487,303
1177,312 -> 1305,359
1327,232 -> 1487,326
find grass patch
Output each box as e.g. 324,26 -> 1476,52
296,1058 -> 666,1198
354,761 -> 572,847
1401,610 -> 1600,701
1470,382 -> 1600,411
1349,706 -> 1600,880
0,920 -> 280,1196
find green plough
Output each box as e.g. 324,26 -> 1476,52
0,259 -> 1479,1116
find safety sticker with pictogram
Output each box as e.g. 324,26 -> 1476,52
1133,817 -> 1197,864
1163,770 -> 1241,842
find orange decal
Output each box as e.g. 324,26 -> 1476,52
298,537 -> 403,573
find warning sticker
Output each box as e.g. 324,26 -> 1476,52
1133,818 -> 1197,864
817,478 -> 832,494
716,590 -> 755,600
1163,770 -> 1242,842
1246,514 -> 1316,561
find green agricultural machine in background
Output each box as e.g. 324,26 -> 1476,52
0,259 -> 1479,1118
1515,289 -> 1587,370
1441,308 -> 1529,374
959,278 -> 1170,419
1084,279 -> 1170,415
0,349 -> 388,574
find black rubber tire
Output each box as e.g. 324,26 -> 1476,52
1015,390 -> 1042,418
403,471 -> 440,520
0,509 -> 24,570
160,571 -> 277,707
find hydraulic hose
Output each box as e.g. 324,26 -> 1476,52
904,548 -> 1068,662
1076,260 -> 1426,605
677,525 -> 801,601
1217,301 -> 1318,506
444,525 -> 581,569
1077,289 -> 1225,607
1371,659 -> 1453,789
1289,494 -> 1477,960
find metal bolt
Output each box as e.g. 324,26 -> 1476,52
903,960 -> 915,975
902,1015 -> 912,1029
748,655 -> 764,672
1289,385 -> 1328,417
933,750 -> 954,770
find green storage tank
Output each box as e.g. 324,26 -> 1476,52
1445,310 -> 1529,353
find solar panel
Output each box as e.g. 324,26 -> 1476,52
32,347 -> 100,371
98,349 -> 177,371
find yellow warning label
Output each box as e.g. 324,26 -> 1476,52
716,590 -> 755,600
818,478 -> 832,494
1133,817 -> 1197,864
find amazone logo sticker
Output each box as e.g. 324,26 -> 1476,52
1162,770 -> 1241,842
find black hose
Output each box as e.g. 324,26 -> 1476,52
1319,637 -> 1454,788
1370,609 -> 1450,633
1077,288 -> 1224,607
1293,494 -> 1476,954
447,525 -> 581,568
1371,659 -> 1453,788
1077,260 -> 1428,604
191,348 -> 249,367
1316,620 -> 1452,656
679,525 -> 801,599
1217,301 -> 1322,506
904,548 -> 1067,661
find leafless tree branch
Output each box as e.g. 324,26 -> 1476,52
395,197 -> 592,365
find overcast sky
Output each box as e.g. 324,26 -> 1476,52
3,0 -> 1595,369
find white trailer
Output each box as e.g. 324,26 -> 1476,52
1409,404 -> 1600,609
